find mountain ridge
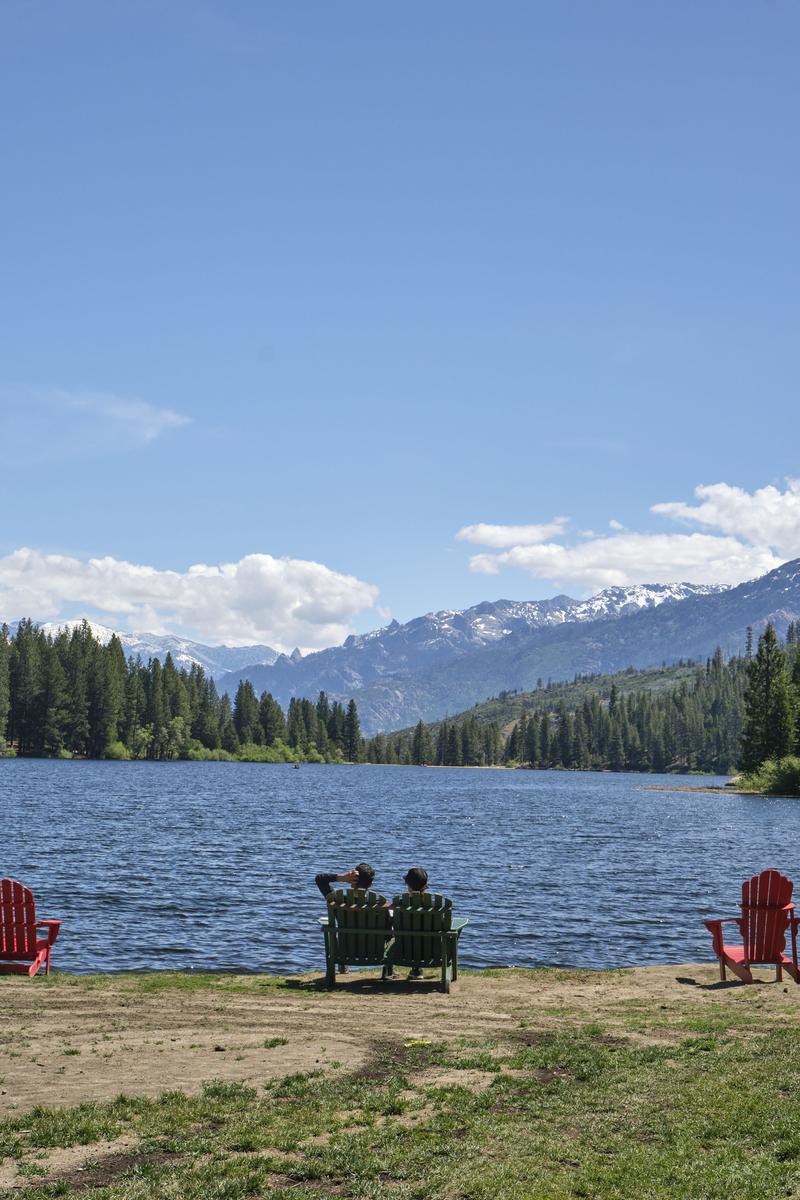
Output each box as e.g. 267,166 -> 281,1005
214,581 -> 731,729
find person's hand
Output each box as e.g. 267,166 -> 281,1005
342,868 -> 360,885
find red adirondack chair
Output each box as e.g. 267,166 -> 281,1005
704,869 -> 799,984
0,879 -> 62,978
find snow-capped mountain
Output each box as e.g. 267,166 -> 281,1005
5,618 -> 278,681
215,581 -> 730,721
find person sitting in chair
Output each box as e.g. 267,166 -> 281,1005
315,863 -> 391,976
315,862 -> 375,900
402,866 -> 429,980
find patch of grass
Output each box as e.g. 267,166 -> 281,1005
264,1037 -> 289,1049
6,1016 -> 800,1197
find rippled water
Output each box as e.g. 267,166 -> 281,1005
2,760 -> 797,974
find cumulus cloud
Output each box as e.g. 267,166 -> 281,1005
0,548 -> 379,651
455,518 -> 569,549
468,533 -> 779,587
652,480 -> 800,558
460,479 -> 798,592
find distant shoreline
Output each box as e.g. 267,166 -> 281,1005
2,754 -> 733,781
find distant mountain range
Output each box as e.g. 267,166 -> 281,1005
216,562 -> 800,733
213,581 -> 729,730
3,618 -> 278,681
8,560 -> 800,735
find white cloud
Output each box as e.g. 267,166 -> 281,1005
60,391 -> 191,442
459,479 -> 797,592
0,548 -> 379,651
0,387 -> 191,462
652,480 -> 800,558
455,518 -> 569,549
467,534 -> 779,587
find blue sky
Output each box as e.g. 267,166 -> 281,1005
1,2 -> 799,649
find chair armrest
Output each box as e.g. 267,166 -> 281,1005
36,920 -> 61,945
319,917 -> 330,928
704,917 -> 743,957
451,918 -> 469,932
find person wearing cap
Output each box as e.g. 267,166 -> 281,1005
314,862 -> 394,977
402,866 -> 429,980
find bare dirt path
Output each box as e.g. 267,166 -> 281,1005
2,963 -> 798,1119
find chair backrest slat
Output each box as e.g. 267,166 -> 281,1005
391,893 -> 452,966
0,878 -> 38,960
740,869 -> 793,963
330,888 -> 390,964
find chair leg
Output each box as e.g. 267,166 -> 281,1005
324,928 -> 336,989
718,957 -> 726,982
441,938 -> 450,994
451,935 -> 458,982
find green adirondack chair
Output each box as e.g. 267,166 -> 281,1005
319,888 -> 392,988
385,893 -> 468,993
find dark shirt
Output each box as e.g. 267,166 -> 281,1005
315,872 -> 340,899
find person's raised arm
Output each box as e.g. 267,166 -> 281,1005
315,869 -> 359,898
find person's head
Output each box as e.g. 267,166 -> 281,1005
355,862 -> 375,889
404,866 -> 428,893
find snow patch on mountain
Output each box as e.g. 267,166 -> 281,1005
342,583 -> 729,653
8,618 -> 279,680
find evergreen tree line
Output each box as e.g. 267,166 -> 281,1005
366,714 -> 505,767
365,626 -> 800,775
0,620 -> 364,762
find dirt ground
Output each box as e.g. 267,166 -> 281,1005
2,962 -> 798,1118
2,963 -> 800,1191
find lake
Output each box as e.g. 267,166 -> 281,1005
2,760 -> 796,975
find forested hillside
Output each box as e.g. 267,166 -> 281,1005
366,626 -> 800,776
3,618 -> 799,782
0,620 -> 364,763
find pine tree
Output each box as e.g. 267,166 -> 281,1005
343,699 -> 362,762
0,624 -> 10,750
740,624 -> 794,771
411,719 -> 431,765
524,712 -> 540,766
539,713 -> 551,768
608,723 -> 626,771
37,647 -> 68,755
435,722 -> 449,765
234,680 -> 262,744
9,619 -> 42,755
259,692 -> 286,745
446,723 -> 462,766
